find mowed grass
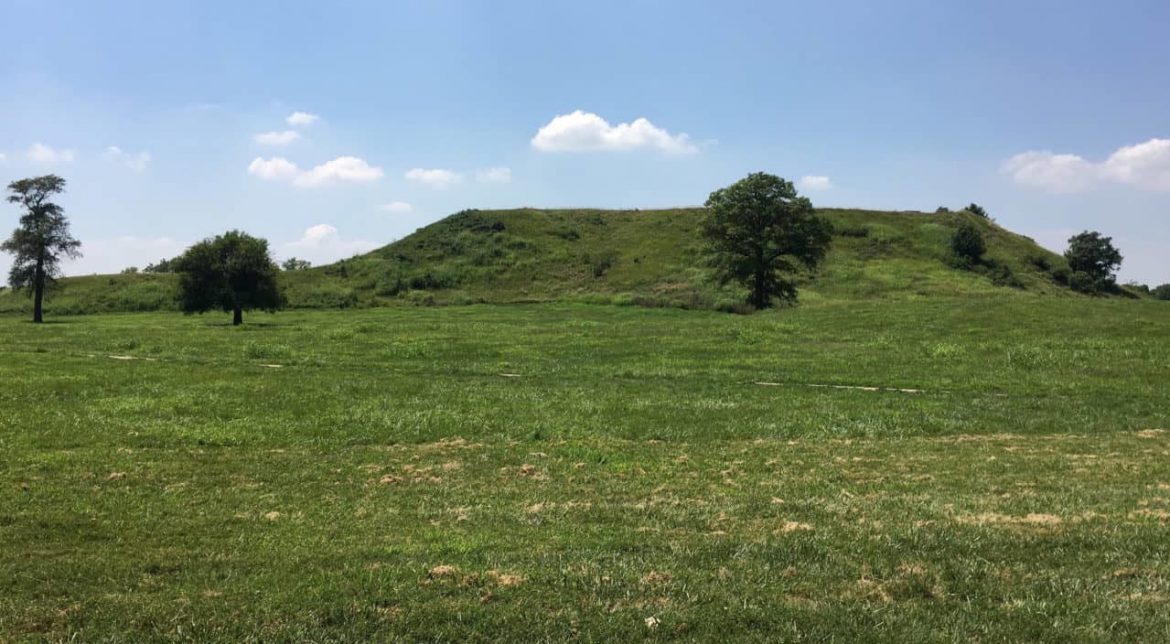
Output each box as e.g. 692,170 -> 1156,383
1,298 -> 1168,641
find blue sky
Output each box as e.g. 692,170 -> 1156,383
2,0 -> 1168,283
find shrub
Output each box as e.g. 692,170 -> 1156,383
1068,271 -> 1108,295
987,263 -> 1023,289
1051,267 -> 1071,285
374,270 -> 407,297
551,226 -> 580,241
950,222 -> 986,265
1152,284 -> 1170,300
296,286 -> 358,308
964,203 -> 989,218
835,225 -> 870,238
590,252 -> 617,278
1026,254 -> 1052,272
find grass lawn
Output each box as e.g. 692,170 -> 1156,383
1,299 -> 1168,641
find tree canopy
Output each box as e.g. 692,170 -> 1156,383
174,230 -> 284,325
964,203 -> 989,218
702,172 -> 832,309
282,257 -> 312,271
2,175 -> 82,323
1064,231 -> 1122,293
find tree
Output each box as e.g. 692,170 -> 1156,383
2,175 -> 82,323
964,203 -> 989,218
702,172 -> 832,309
144,257 -> 176,273
1152,284 -> 1170,301
950,222 -> 986,265
174,230 -> 283,325
1064,231 -> 1122,293
281,257 -> 311,271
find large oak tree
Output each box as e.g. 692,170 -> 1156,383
2,175 -> 82,323
703,173 -> 832,309
175,230 -> 284,325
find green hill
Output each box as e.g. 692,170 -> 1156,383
0,207 -> 1098,315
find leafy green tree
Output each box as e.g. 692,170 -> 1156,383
950,222 -> 986,265
1,175 -> 82,323
1064,231 -> 1122,293
1151,284 -> 1170,301
175,230 -> 283,325
702,172 -> 832,309
281,257 -> 311,271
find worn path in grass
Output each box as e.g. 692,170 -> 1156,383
1,299 -> 1168,640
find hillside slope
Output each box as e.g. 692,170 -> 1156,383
0,207 -> 1088,315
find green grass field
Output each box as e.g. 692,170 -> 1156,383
2,298 -> 1168,641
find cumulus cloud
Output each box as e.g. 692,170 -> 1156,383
1003,151 -> 1100,193
294,156 -> 383,187
1004,138 -> 1170,193
283,224 -> 378,264
531,110 -> 697,154
287,111 -> 319,127
27,143 -> 76,165
405,167 -> 462,189
380,201 -> 413,213
104,146 -> 151,172
247,156 -> 383,187
797,175 -> 833,191
254,130 -> 301,146
1101,138 -> 1170,191
476,166 -> 512,183
248,156 -> 301,181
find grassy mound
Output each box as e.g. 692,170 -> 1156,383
0,208 -> 1093,316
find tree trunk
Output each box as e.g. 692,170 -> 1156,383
751,270 -> 768,309
32,254 -> 45,324
233,307 -> 243,326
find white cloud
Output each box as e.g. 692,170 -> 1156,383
380,201 -> 413,213
254,130 -> 301,146
0,152 -> 7,163
797,175 -> 833,191
248,156 -> 301,181
531,110 -> 697,154
405,167 -> 462,189
27,143 -> 76,165
287,111 -> 319,127
1004,138 -> 1170,193
1003,151 -> 1099,193
1101,138 -> 1170,191
247,156 -> 383,187
476,166 -> 512,183
294,156 -> 383,188
284,224 -> 378,264
104,146 -> 151,172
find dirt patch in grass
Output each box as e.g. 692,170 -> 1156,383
427,565 -> 459,580
640,571 -> 672,586
487,571 -> 525,587
957,513 -> 1064,528
778,521 -> 814,534
1128,508 -> 1170,521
